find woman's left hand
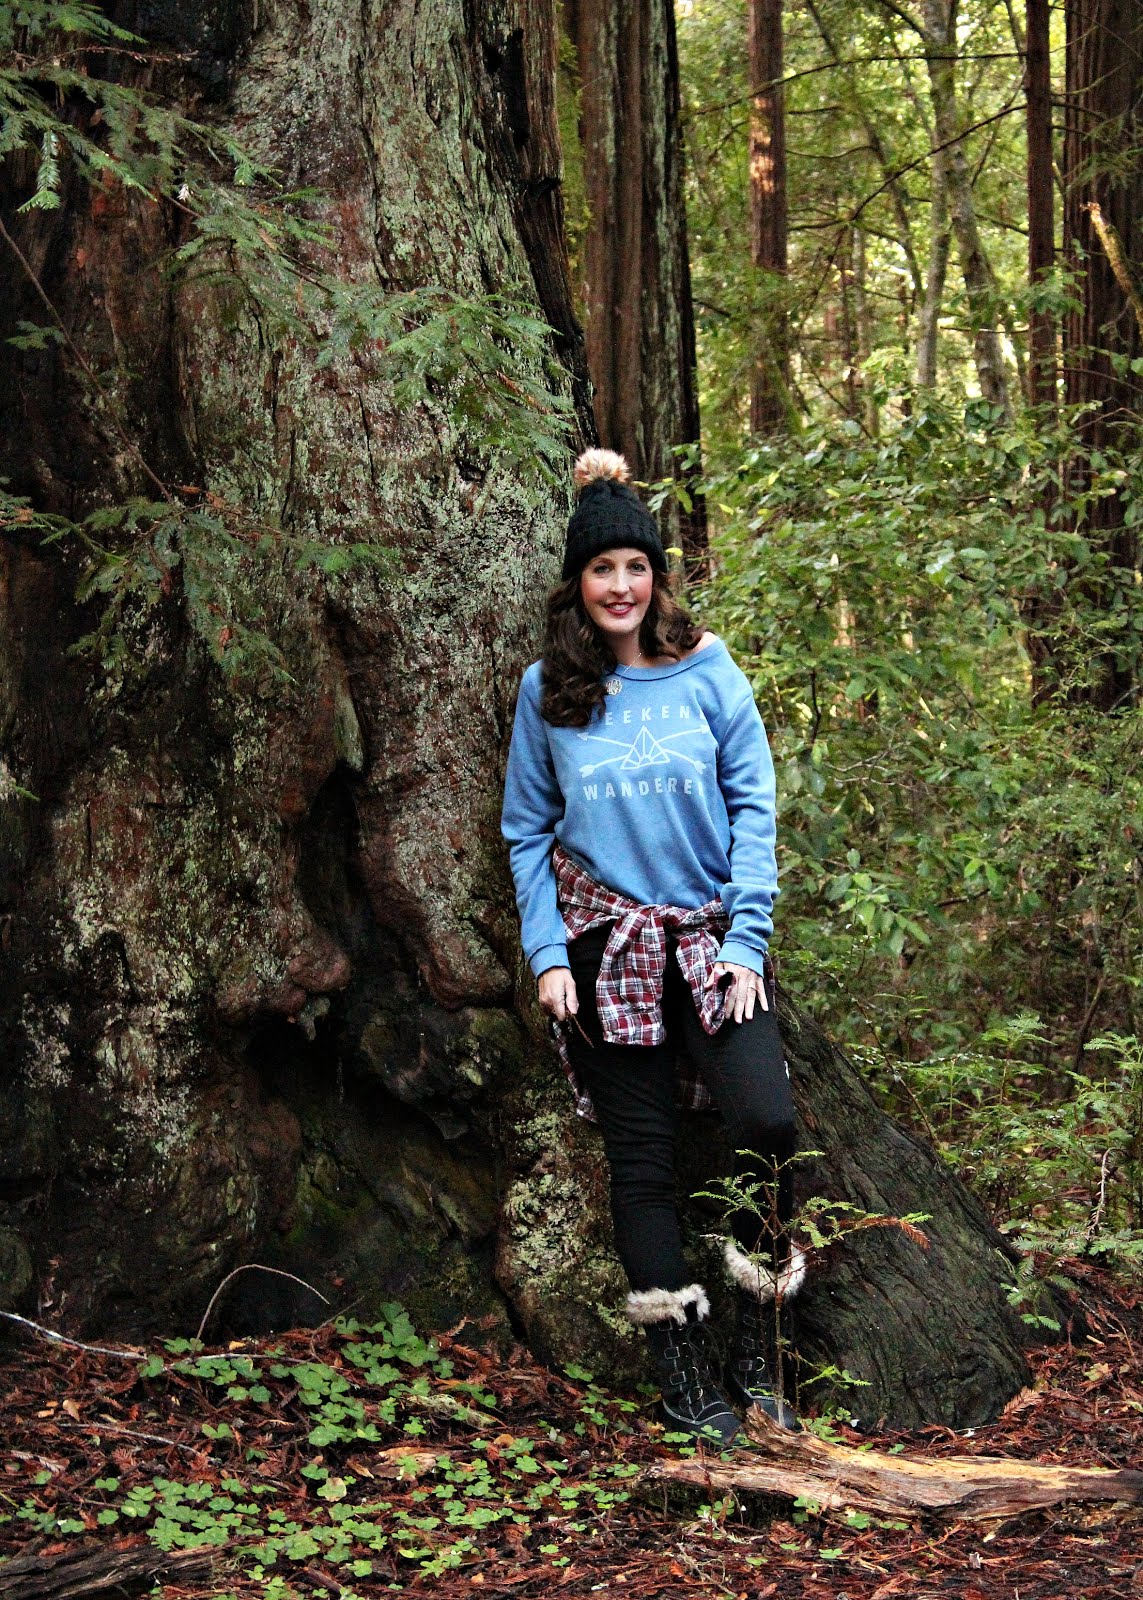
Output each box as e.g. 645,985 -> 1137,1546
704,961 -> 769,1023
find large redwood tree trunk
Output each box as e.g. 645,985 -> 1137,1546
1,0 -> 1039,1426
0,0 -> 588,1341
748,0 -> 790,433
1061,0 -> 1143,707
1025,0 -> 1057,408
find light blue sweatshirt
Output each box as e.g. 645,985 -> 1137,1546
501,639 -> 778,979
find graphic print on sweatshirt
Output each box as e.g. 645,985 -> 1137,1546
573,701 -> 717,801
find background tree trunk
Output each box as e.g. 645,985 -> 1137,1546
1060,0 -> 1143,707
1,0 -> 1036,1427
916,150 -> 952,387
561,0 -> 708,568
748,0 -> 790,433
920,0 -> 1012,412
1025,0 -> 1057,408
852,227 -> 880,436
804,0 -> 924,311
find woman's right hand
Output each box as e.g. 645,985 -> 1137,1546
538,966 -> 579,1023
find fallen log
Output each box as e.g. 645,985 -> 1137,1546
0,1538 -> 229,1600
646,1406 -> 1143,1521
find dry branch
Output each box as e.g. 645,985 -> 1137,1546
0,1538 -> 229,1600
1088,202 -> 1143,341
646,1406 -> 1143,1520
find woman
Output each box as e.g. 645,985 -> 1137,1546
501,449 -> 805,1445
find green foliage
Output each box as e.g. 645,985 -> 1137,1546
696,398 -> 1143,1050
899,1022 -> 1143,1268
696,1155 -> 931,1270
688,390 -> 1143,1273
678,0 -> 1037,441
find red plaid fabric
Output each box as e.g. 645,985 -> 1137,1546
551,843 -> 733,1120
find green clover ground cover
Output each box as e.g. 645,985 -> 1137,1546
0,1305 -> 653,1595
4,1283 -> 1143,1598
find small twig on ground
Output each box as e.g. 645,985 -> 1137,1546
1085,1147 -> 1115,1245
300,1568 -> 348,1597
0,1312 -> 144,1361
195,1264 -> 330,1342
53,1418 -> 220,1462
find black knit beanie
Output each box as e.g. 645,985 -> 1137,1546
562,449 -> 668,580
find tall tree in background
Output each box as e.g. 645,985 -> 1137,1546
561,0 -> 708,563
1061,0 -> 1143,707
1025,0 -> 1057,408
918,0 -> 1012,412
748,0 -> 790,431
916,141 -> 952,387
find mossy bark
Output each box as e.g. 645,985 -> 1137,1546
0,0 -> 583,1337
3,0 -> 1034,1425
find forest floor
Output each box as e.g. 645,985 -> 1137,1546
1,1261 -> 1141,1600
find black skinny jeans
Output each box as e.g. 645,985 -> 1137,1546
566,923 -> 797,1295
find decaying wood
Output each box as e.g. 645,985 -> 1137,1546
0,1538 -> 228,1600
646,1406 -> 1143,1520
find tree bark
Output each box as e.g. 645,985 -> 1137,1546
920,0 -> 1012,412
916,145 -> 952,386
0,1538 -> 227,1600
1025,0 -> 1057,408
0,0 -> 588,1343
748,0 -> 790,433
561,0 -> 708,569
852,227 -> 880,436
1,0 -> 1038,1428
1059,0 -> 1143,706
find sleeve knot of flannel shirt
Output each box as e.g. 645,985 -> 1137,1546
554,843 -> 730,1045
551,844 -> 756,1119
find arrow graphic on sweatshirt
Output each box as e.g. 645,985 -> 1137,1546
576,726 -> 708,777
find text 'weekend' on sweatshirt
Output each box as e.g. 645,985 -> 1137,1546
500,637 -> 778,979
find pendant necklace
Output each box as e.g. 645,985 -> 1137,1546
604,649 -> 646,696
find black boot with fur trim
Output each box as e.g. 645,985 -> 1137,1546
628,1283 -> 740,1446
722,1242 -> 806,1430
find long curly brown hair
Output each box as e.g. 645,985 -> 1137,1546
540,571 -> 703,727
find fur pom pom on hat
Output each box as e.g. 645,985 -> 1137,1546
563,447 -> 667,579
573,447 -> 632,489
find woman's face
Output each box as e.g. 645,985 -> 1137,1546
579,548 -> 654,647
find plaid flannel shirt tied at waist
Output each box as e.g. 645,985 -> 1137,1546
553,843 -> 732,1046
